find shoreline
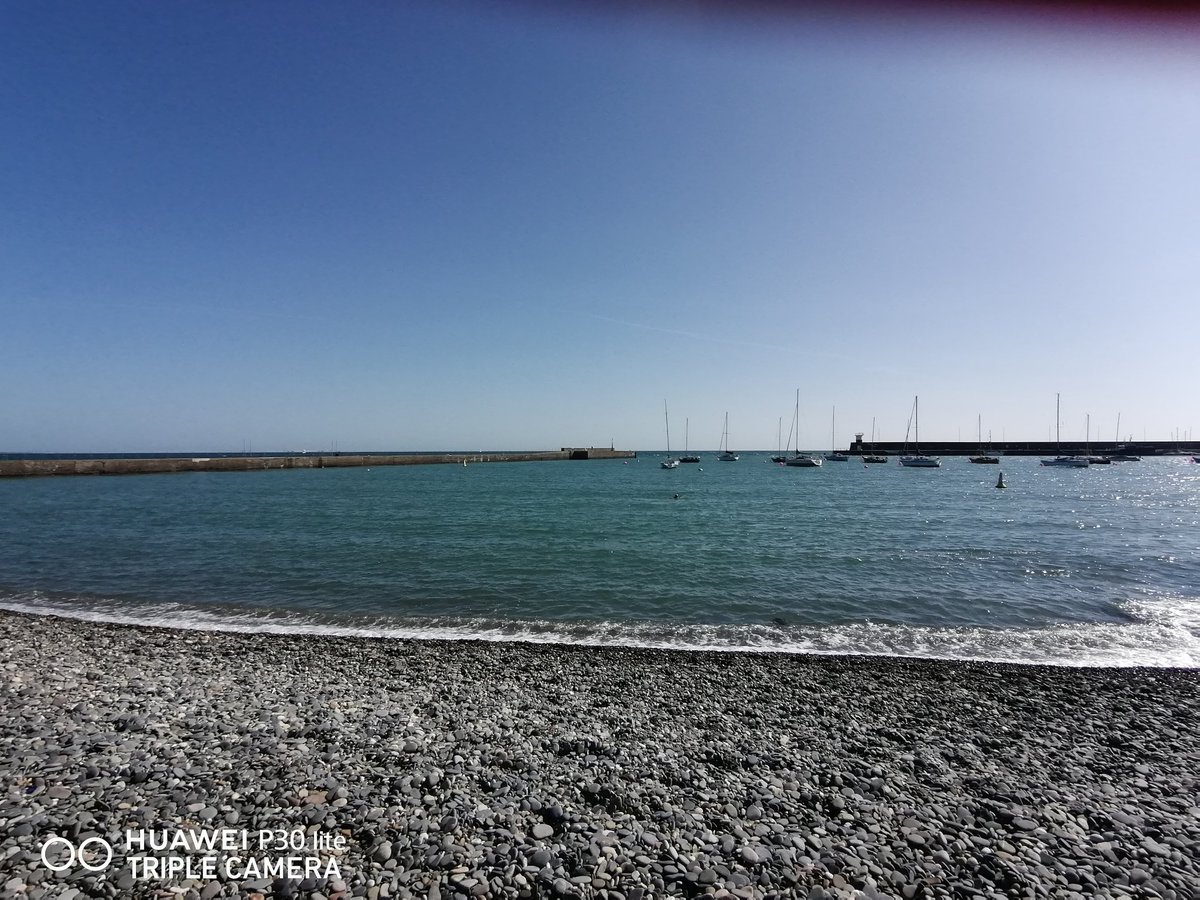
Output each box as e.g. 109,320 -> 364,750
2,610 -> 1198,899
1,594 -> 1197,670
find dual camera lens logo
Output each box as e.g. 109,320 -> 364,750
40,836 -> 114,872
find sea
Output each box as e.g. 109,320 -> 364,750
1,453 -> 1197,667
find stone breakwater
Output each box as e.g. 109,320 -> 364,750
1,612 -> 1197,900
0,449 -> 634,479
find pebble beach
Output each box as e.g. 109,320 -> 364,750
1,610 -> 1197,900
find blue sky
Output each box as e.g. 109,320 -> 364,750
2,1 -> 1197,452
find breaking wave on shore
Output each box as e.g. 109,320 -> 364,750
1,589 -> 1197,668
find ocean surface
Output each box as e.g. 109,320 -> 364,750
1,454 -> 1197,667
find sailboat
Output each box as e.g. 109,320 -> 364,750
898,396 -> 941,467
1108,451 -> 1142,463
660,401 -> 679,469
715,412 -> 734,460
824,407 -> 849,461
770,416 -> 787,464
1041,394 -> 1089,467
1084,414 -> 1111,464
786,389 -> 822,467
1106,413 -> 1140,462
863,417 -> 888,463
969,415 -> 999,464
679,417 -> 700,463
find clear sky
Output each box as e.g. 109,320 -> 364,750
2,1 -> 1197,452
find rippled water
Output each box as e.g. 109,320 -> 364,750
1,454 -> 1197,665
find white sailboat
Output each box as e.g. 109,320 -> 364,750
898,396 -> 941,467
717,412 -> 738,461
661,401 -> 679,469
1041,394 -> 1089,467
786,389 -> 822,467
824,406 -> 848,461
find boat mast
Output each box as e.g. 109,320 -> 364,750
831,406 -> 836,454
685,418 -> 689,454
1056,393 -> 1061,454
664,400 -> 671,455
915,396 -> 920,453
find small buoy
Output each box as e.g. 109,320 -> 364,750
996,471 -> 1007,489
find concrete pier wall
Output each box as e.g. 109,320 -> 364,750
0,448 -> 636,478
847,440 -> 1195,457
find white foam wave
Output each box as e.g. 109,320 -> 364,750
1,592 -> 1197,668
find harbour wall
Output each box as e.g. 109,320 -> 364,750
0,448 -> 635,478
846,440 -> 1194,457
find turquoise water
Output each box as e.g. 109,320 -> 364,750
1,454 -> 1197,665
